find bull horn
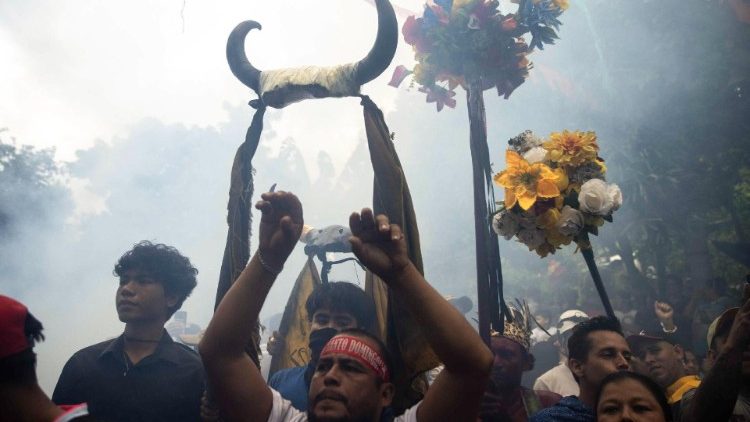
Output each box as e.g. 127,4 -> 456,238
226,20 -> 262,94
354,0 -> 398,85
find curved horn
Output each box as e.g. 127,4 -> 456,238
354,0 -> 398,85
226,21 -> 262,93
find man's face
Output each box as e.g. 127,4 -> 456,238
311,309 -> 359,332
683,350 -> 700,376
636,341 -> 685,388
308,337 -> 393,422
629,355 -> 650,377
570,331 -> 631,390
116,269 -> 176,324
489,337 -> 530,390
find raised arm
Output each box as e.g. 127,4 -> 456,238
349,209 -> 493,422
199,191 -> 303,422
681,285 -> 750,422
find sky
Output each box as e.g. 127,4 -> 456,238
0,0 -> 444,393
1,0 -> 715,395
0,0 -> 425,178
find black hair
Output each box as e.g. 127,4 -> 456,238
0,312 -> 45,385
568,316 -> 624,362
113,240 -> 198,317
337,327 -> 393,385
305,282 -> 376,332
595,371 -> 673,421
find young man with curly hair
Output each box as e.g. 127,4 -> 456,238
53,241 -> 204,421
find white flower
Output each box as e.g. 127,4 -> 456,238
523,147 -> 548,164
607,184 -> 622,212
517,228 -> 546,250
578,179 -> 614,215
509,130 -> 543,153
556,205 -> 584,236
492,211 -> 520,240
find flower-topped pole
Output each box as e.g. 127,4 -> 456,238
493,130 -> 620,318
390,0 -> 569,342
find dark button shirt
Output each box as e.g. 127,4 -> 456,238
268,364 -> 311,411
52,332 -> 204,422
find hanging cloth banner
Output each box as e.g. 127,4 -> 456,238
269,257 -> 323,376
360,95 -> 439,412
214,106 -> 266,367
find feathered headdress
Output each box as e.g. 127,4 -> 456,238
490,299 -> 533,351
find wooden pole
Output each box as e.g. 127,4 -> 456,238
467,81 -> 505,343
581,245 -> 616,319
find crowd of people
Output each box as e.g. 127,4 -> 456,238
1,190 -> 749,421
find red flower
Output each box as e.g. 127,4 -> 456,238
472,1 -> 499,22
388,65 -> 413,88
402,16 -> 422,45
501,16 -> 518,32
402,16 -> 431,53
420,86 -> 457,112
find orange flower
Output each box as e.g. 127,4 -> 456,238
494,150 -> 561,210
544,130 -> 599,167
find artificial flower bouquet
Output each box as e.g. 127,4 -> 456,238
389,0 -> 568,111
491,130 -> 622,257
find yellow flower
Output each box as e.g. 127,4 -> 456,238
584,215 -> 605,227
544,130 -> 599,167
553,0 -> 570,10
537,208 -> 561,230
546,227 -> 573,248
535,242 -> 556,258
494,150 -> 561,211
554,168 -> 569,191
596,159 -> 607,175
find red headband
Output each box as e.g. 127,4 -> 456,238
320,335 -> 390,382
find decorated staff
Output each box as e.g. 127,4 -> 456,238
217,0 -> 435,412
389,0 -> 570,341
492,130 -> 622,318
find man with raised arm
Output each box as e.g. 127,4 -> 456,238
199,191 -> 493,422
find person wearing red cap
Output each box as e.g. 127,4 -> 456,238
52,241 -> 204,421
681,283 -> 750,422
199,191 -> 494,422
0,295 -> 90,421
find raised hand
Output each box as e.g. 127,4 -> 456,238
654,301 -> 674,322
255,191 -> 304,271
348,208 -> 411,281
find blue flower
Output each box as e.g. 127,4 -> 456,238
516,0 -> 563,50
434,0 -> 453,12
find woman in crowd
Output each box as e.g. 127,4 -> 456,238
595,372 -> 672,422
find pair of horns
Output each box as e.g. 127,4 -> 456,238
226,0 -> 398,95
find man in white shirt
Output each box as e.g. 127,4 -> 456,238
199,191 -> 493,422
532,310 -> 589,397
